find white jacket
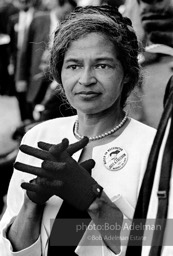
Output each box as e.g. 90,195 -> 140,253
0,116 -> 156,256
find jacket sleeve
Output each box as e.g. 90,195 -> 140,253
0,133 -> 42,255
75,195 -> 135,256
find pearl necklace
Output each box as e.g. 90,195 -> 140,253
74,111 -> 128,141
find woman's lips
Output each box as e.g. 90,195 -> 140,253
76,91 -> 101,99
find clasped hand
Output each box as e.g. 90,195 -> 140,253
14,137 -> 103,211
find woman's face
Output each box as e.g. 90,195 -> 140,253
61,32 -> 126,115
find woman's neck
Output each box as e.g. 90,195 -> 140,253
76,108 -> 126,139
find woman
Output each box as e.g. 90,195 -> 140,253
0,5 -> 156,256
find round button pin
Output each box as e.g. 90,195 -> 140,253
103,147 -> 128,171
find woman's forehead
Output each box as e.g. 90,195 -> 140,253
63,33 -> 118,60
71,32 -> 115,47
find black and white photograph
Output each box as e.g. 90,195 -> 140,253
0,0 -> 173,255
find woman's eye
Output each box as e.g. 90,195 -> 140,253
67,65 -> 81,70
96,64 -> 109,69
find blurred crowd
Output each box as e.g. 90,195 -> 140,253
0,0 -> 77,123
0,0 -> 173,215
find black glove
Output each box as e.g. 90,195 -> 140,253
14,137 -> 103,211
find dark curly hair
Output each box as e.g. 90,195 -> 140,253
49,5 -> 142,108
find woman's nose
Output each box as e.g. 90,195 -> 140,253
78,68 -> 97,86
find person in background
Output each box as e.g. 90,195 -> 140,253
122,0 -> 145,43
127,0 -> 173,128
78,0 -> 125,7
14,0 -> 77,124
77,0 -> 101,5
0,5 -> 156,256
0,0 -> 19,96
100,0 -> 125,8
8,0 -> 42,122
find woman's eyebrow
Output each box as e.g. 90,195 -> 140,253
94,57 -> 115,62
64,58 -> 82,63
64,57 -> 115,63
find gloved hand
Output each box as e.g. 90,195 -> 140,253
14,137 -> 103,211
21,138 -> 95,205
23,177 -> 55,205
